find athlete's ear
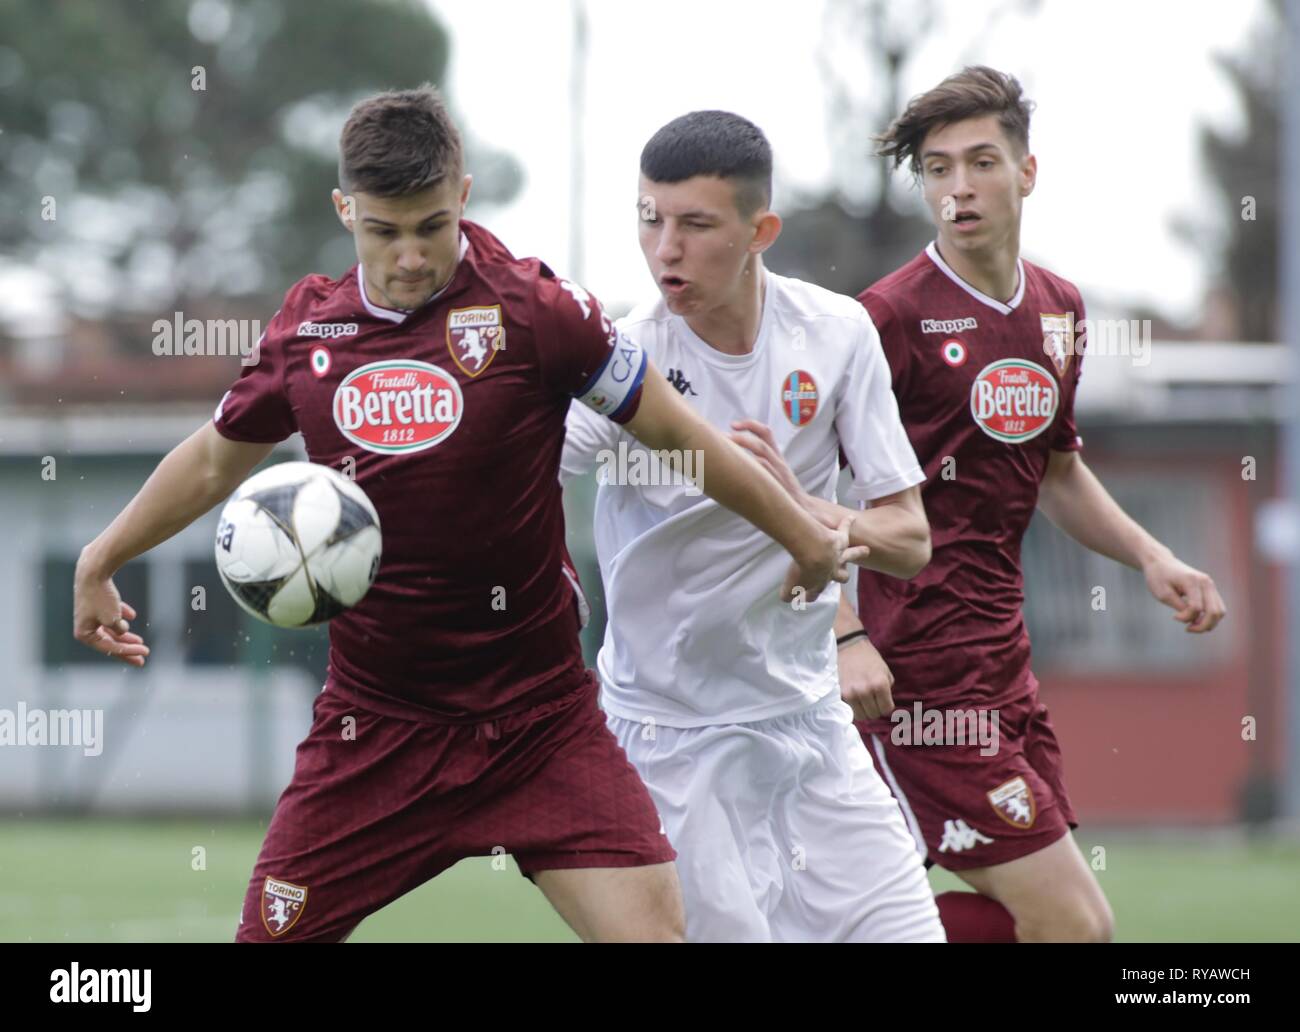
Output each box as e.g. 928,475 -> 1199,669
332,188 -> 357,233
459,174 -> 473,213
1019,153 -> 1037,198
751,209 -> 783,254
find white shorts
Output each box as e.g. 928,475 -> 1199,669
606,694 -> 945,943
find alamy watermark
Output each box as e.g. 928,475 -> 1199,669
890,701 -> 1000,756
0,702 -> 103,757
152,312 -> 263,366
596,441 -> 704,497
1046,318 -> 1152,368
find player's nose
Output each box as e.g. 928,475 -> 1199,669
656,226 -> 684,262
395,249 -> 427,273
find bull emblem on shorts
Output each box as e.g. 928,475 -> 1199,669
987,776 -> 1036,829
261,876 -> 309,937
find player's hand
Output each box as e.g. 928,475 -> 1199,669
838,636 -> 896,721
73,556 -> 150,667
781,515 -> 869,604
1142,552 -> 1226,633
729,419 -> 807,504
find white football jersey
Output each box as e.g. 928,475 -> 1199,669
562,271 -> 923,728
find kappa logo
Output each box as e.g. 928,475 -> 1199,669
298,321 -> 359,339
447,305 -> 505,377
937,819 -> 994,853
261,876 -> 309,937
666,367 -> 698,396
988,775 -> 1036,829
921,316 -> 978,334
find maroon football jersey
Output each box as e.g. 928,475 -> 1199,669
855,242 -> 1086,722
214,220 -> 648,722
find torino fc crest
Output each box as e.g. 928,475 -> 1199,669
1040,312 -> 1075,376
987,775 -> 1036,829
261,877 -> 309,937
447,305 -> 505,377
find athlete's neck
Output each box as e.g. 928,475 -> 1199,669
684,259 -> 766,356
935,235 -> 1020,305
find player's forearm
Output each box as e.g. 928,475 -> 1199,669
677,418 -> 833,566
805,495 -> 930,578
78,425 -> 253,578
834,589 -> 865,637
1037,454 -> 1171,571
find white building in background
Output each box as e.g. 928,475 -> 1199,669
0,408 -> 320,813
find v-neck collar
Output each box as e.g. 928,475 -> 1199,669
925,240 -> 1025,315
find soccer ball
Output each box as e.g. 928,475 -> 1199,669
213,461 -> 382,628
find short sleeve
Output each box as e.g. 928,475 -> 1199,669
1050,293 -> 1087,452
836,310 -> 925,504
533,275 -> 648,424
212,309 -> 297,444
560,399 -> 623,486
858,291 -> 911,398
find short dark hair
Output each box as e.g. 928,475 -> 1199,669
640,110 -> 773,216
338,85 -> 464,196
875,66 -> 1035,177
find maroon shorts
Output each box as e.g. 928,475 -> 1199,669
858,688 -> 1077,873
235,674 -> 674,942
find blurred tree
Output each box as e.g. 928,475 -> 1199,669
767,0 -> 1039,297
1174,0 -> 1282,343
0,0 -> 522,326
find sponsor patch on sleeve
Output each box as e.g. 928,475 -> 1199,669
575,329 -> 647,420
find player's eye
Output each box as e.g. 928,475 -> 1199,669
372,228 -> 396,238
419,222 -> 448,235
976,159 -> 995,169
927,165 -> 947,176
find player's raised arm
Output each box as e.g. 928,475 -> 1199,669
624,360 -> 862,602
74,422 -> 276,666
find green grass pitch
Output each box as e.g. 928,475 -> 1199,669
1,819 -> 1296,942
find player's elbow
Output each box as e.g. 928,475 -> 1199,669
895,517 -> 932,579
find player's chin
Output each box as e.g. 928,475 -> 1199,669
660,291 -> 696,316
388,283 -> 436,308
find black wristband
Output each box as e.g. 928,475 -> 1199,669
836,629 -> 870,649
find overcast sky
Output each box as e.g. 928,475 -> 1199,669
442,0 -> 1268,322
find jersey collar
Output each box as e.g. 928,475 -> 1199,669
924,240 -> 1025,315
357,232 -> 470,324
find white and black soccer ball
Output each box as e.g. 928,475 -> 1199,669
213,461 -> 382,628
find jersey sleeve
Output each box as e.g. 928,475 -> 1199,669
533,274 -> 648,424
560,398 -> 623,486
1050,292 -> 1087,452
858,290 -> 911,398
836,309 -> 925,504
212,308 -> 297,443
